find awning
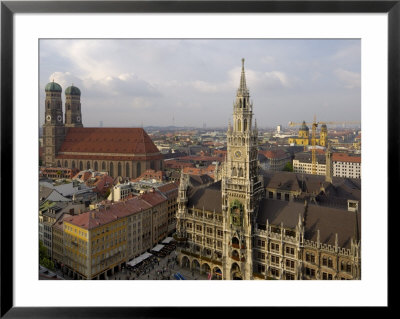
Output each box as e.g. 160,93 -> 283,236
127,252 -> 153,267
151,244 -> 165,252
162,237 -> 174,244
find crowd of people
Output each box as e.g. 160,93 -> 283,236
123,241 -> 178,280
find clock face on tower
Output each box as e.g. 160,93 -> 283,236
234,150 -> 242,159
46,115 -> 51,122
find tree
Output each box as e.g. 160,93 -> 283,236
282,161 -> 293,172
39,240 -> 54,271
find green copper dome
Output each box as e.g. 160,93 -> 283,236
300,121 -> 309,131
65,85 -> 81,96
45,81 -> 62,92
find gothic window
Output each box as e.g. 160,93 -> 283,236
232,237 -> 239,246
137,162 -> 141,177
64,161 -> 68,167
72,161 -> 76,169
244,119 -> 247,131
237,119 -> 241,131
150,161 -> 155,170
328,257 -> 333,268
87,161 -> 90,170
79,161 -> 83,171
239,100 -> 242,108
102,162 -> 106,171
238,167 -> 243,177
126,163 -> 130,177
232,167 -> 237,176
94,161 -> 98,171
47,102 -> 50,109
322,256 -> 328,266
118,162 -> 122,176
110,162 -> 114,176
57,161 -> 61,167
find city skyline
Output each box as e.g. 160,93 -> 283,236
40,39 -> 361,128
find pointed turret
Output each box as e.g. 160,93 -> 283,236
237,58 -> 249,97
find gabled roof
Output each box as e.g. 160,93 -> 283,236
257,198 -> 360,249
187,181 -> 222,213
58,127 -> 160,155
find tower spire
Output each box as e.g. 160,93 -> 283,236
238,58 -> 248,96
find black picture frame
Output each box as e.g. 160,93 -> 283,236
1,0 -> 396,317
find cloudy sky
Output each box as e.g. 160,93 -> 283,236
39,39 -> 360,128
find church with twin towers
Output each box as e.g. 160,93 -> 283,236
175,59 -> 361,280
42,81 -> 163,179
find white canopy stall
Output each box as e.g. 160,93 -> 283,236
162,237 -> 174,244
127,252 -> 153,268
151,244 -> 165,252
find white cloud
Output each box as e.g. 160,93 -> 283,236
334,68 -> 361,89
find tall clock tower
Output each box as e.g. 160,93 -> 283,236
221,59 -> 263,280
43,80 -> 65,167
65,85 -> 83,127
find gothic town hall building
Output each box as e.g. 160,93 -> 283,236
42,82 -> 163,179
175,59 -> 361,280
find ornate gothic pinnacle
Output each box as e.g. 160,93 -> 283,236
238,58 -> 248,95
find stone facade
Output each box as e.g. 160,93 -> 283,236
175,60 -> 361,280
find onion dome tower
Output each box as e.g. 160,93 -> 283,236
320,124 -> 328,147
299,121 -> 309,138
43,80 -> 65,167
65,85 -> 83,127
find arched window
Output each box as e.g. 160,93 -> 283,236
109,162 -> 114,176
137,162 -> 141,177
94,161 -> 98,171
232,167 -> 237,176
232,237 -> 239,245
243,99 -> 246,108
328,257 -> 333,268
102,162 -> 106,171
341,261 -> 345,271
47,102 -> 50,109
150,161 -> 155,170
79,161 -> 83,171
118,162 -> 122,176
237,119 -> 241,131
322,256 -> 327,266
64,161 -> 68,168
238,167 -> 243,177
239,100 -> 242,108
126,163 -> 130,177
86,161 -> 90,169
71,161 -> 75,169
244,119 -> 247,131
57,160 -> 61,167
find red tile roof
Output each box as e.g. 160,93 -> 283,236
59,128 -> 160,155
332,153 -> 361,163
140,191 -> 166,206
64,197 -> 153,230
259,149 -> 289,159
